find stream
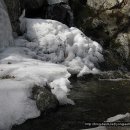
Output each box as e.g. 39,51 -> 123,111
12,79 -> 130,130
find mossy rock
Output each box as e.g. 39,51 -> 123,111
32,86 -> 59,112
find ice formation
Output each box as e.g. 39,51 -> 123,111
0,0 -> 13,49
0,1 -> 104,129
20,18 -> 104,76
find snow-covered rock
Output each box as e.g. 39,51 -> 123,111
0,47 -> 72,130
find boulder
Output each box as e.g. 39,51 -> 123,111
32,86 -> 59,112
46,2 -> 74,27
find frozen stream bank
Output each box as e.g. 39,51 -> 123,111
12,79 -> 130,130
0,0 -> 104,129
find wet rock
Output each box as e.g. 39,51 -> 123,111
32,86 -> 59,112
77,71 -> 130,80
22,0 -> 46,9
46,2 -> 74,27
4,0 -> 21,33
21,0 -> 47,18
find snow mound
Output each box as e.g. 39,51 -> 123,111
20,19 -> 104,76
0,47 -> 72,130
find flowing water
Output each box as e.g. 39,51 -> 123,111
12,79 -> 130,130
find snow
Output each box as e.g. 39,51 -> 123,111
0,6 -> 104,129
0,47 -> 72,130
0,80 -> 40,130
20,18 -> 104,76
82,127 -> 107,130
49,78 -> 74,105
82,113 -> 130,130
106,113 -> 130,122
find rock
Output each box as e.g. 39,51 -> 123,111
115,33 -> 129,59
71,0 -> 130,70
78,71 -> 130,80
102,50 -> 125,70
23,0 -> 46,9
32,86 -> 59,112
21,0 -> 47,19
46,2 -> 74,27
87,0 -> 122,10
4,0 -> 21,33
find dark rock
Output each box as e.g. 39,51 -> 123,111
32,86 -> 59,112
78,71 -> 130,80
21,0 -> 47,18
22,0 -> 46,9
71,0 -> 130,70
4,0 -> 21,33
46,3 -> 74,27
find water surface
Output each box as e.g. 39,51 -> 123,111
12,79 -> 130,130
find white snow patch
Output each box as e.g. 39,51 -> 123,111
0,80 -> 40,130
106,113 -> 130,122
49,78 -> 74,105
82,127 -> 107,130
